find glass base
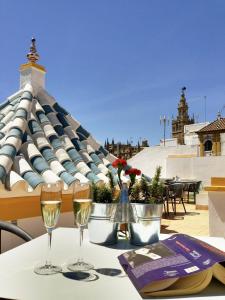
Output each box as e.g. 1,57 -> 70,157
34,264 -> 62,275
67,261 -> 94,272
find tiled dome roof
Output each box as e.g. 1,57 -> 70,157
0,84 -> 118,191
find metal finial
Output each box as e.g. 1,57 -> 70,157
27,37 -> 40,63
181,86 -> 186,95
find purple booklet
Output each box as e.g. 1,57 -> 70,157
118,234 -> 225,296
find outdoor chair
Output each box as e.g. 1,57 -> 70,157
168,183 -> 186,215
187,181 -> 202,203
0,220 -> 32,253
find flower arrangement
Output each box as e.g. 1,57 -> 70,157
125,168 -> 141,193
112,158 -> 164,204
112,158 -> 141,194
112,158 -> 128,188
91,157 -> 164,204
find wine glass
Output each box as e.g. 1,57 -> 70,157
34,182 -> 62,275
67,182 -> 93,271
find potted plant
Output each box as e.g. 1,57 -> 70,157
129,166 -> 164,245
88,172 -> 119,245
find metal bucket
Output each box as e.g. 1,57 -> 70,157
88,203 -> 118,245
129,203 -> 163,246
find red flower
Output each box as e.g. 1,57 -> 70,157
112,158 -> 127,169
135,169 -> 141,176
125,169 -> 131,175
125,168 -> 141,176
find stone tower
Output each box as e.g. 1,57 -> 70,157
172,87 -> 194,144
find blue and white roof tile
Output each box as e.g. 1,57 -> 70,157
0,83 -> 118,191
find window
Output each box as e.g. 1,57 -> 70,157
204,140 -> 212,152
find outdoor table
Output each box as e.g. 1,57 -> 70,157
0,227 -> 224,300
179,180 -> 201,203
168,180 -> 200,203
167,180 -> 197,184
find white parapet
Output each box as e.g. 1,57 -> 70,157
207,190 -> 225,238
195,191 -> 208,210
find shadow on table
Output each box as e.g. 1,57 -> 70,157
95,268 -> 122,277
62,268 -> 124,281
104,239 -> 139,250
62,271 -> 99,282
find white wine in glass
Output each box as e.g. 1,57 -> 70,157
34,183 -> 62,275
67,193 -> 93,271
41,200 -> 61,229
73,199 -> 92,226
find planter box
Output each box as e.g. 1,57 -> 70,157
205,177 -> 225,238
208,191 -> 225,238
88,203 -> 118,245
129,203 -> 163,246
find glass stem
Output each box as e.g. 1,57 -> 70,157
46,229 -> 52,266
78,226 -> 84,263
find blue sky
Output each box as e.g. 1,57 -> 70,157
0,0 -> 225,146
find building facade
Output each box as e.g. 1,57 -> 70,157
184,122 -> 209,146
105,139 -> 149,159
197,115 -> 225,156
172,87 -> 194,144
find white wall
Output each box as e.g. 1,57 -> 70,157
184,134 -> 200,146
160,138 -> 178,147
184,122 -> 209,146
166,157 -> 193,179
166,156 -> 225,186
128,145 -> 197,178
129,145 -> 225,186
221,133 -> 225,155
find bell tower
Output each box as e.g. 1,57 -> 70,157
172,87 -> 194,144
